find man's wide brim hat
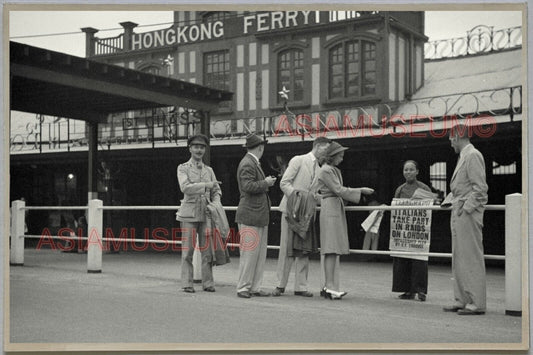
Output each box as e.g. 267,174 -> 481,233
326,141 -> 348,157
243,134 -> 268,148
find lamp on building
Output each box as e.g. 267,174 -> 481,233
278,85 -> 293,115
162,54 -> 174,77
278,85 -> 304,139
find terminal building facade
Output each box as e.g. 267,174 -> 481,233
10,11 -> 523,256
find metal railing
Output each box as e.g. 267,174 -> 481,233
94,34 -> 124,56
424,25 -> 522,60
10,194 -> 523,314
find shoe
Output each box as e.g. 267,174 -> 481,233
237,291 -> 251,298
398,292 -> 415,300
203,286 -> 216,292
294,291 -> 313,297
182,287 -> 195,293
458,305 -> 485,315
443,304 -> 464,312
250,290 -> 271,297
417,292 -> 427,302
320,288 -> 327,298
324,288 -> 347,300
457,308 -> 485,315
272,287 -> 285,297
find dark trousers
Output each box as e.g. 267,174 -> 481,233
392,257 -> 428,294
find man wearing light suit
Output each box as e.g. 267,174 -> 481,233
443,124 -> 488,315
235,134 -> 277,299
272,137 -> 331,297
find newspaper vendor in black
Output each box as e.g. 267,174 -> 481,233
391,160 -> 434,302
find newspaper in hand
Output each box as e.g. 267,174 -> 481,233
440,192 -> 454,207
411,187 -> 438,200
361,205 -> 386,233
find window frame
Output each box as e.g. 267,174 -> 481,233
270,41 -> 310,111
324,34 -> 380,105
203,49 -> 230,92
201,47 -> 234,114
277,48 -> 305,104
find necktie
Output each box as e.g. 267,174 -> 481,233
310,159 -> 319,193
311,159 -> 317,182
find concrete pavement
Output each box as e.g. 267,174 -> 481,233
7,249 -> 525,351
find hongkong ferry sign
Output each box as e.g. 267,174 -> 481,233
132,11 -> 320,50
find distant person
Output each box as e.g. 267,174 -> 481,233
176,134 -> 222,293
361,193 -> 385,253
442,124 -> 488,315
316,141 -> 374,299
392,160 -> 431,302
62,199 -> 79,252
235,134 -> 277,299
273,137 -> 331,297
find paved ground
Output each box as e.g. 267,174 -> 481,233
7,249 -> 526,352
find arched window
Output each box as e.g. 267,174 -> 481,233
329,40 -> 376,98
143,66 -> 161,76
202,11 -> 231,23
137,62 -> 162,76
278,48 -> 304,103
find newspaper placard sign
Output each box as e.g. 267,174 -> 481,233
389,198 -> 433,261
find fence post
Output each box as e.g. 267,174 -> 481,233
10,200 -> 26,266
505,193 -> 522,316
87,199 -> 103,273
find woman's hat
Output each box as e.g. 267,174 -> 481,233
187,134 -> 209,147
326,141 -> 348,157
243,134 -> 268,148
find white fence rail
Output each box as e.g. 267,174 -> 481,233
10,194 -> 522,315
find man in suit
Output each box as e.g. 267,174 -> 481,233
273,137 -> 331,297
443,123 -> 488,315
235,134 -> 277,298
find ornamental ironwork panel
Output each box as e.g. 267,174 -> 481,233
425,25 -> 522,60
9,85 -> 521,153
393,86 -> 522,122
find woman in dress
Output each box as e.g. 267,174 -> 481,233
391,160 -> 432,301
317,141 -> 374,299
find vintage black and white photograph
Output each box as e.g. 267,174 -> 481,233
3,2 -> 528,352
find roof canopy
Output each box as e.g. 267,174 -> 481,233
394,48 -> 522,119
10,41 -> 233,123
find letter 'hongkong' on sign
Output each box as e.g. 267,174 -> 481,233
389,199 -> 433,261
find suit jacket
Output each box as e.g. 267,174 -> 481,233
450,144 -> 488,213
279,152 -> 319,213
176,159 -> 221,223
235,153 -> 271,227
285,190 -> 318,256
